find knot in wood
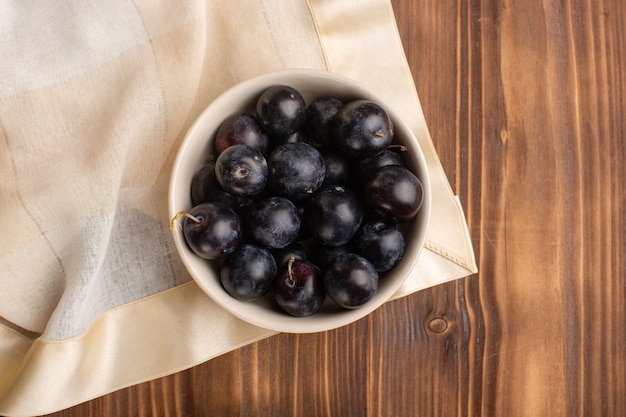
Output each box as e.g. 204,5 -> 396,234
427,317 -> 448,333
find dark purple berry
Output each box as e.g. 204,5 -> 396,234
215,144 -> 268,197
305,96 -> 344,145
324,253 -> 378,309
220,244 -> 277,301
306,185 -> 362,247
267,142 -> 326,201
256,85 -> 307,137
353,220 -> 405,271
247,197 -> 300,249
364,165 -> 423,222
274,258 -> 325,317
178,203 -> 241,260
330,100 -> 394,158
215,113 -> 269,155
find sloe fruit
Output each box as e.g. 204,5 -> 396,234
221,244 -> 277,301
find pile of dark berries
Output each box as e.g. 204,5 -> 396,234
171,85 -> 424,317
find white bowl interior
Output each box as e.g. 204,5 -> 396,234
169,69 -> 431,333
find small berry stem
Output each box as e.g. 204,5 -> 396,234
388,144 -> 408,152
287,256 -> 296,283
169,211 -> 201,230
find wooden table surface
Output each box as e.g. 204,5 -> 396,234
44,1 -> 625,416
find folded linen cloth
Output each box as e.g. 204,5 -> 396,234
0,0 -> 476,415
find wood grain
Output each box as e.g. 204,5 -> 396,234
42,0 -> 625,416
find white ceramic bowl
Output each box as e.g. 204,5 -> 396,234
169,69 -> 431,333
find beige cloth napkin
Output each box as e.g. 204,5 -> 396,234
0,0 -> 476,415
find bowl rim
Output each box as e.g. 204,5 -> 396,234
168,68 -> 432,333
